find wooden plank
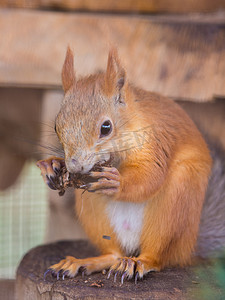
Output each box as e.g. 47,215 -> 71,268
0,9 -> 225,101
1,0 -> 225,13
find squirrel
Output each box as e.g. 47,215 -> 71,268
37,47 -> 214,283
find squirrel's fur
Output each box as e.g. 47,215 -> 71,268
38,47 -> 224,282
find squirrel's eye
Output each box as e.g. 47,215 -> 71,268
54,124 -> 57,133
100,120 -> 112,138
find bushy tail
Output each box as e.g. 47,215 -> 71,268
197,139 -> 225,258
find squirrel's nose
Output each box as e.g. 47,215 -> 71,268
66,158 -> 83,174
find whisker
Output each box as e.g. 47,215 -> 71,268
39,128 -> 55,133
39,121 -> 55,128
33,152 -> 61,157
40,134 -> 57,138
117,118 -> 130,130
16,137 -> 65,158
96,145 -> 140,155
8,150 -> 59,158
78,191 -> 85,220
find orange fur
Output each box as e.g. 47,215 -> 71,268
38,47 -> 212,281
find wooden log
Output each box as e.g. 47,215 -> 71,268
15,240 -> 224,300
1,0 -> 225,13
0,9 -> 225,101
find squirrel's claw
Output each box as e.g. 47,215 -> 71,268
52,159 -> 63,173
107,257 -> 136,284
114,271 -> 119,283
46,181 -> 57,190
44,268 -> 53,280
62,270 -> 69,280
121,271 -> 127,284
107,268 -> 113,279
46,175 -> 58,190
135,272 -> 140,285
56,269 -> 63,280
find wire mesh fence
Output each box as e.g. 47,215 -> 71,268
0,161 -> 47,279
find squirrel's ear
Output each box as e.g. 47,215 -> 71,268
62,46 -> 76,93
105,48 -> 126,95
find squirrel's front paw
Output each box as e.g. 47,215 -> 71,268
87,167 -> 120,196
36,157 -> 65,190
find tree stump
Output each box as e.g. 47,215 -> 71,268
15,240 -> 223,300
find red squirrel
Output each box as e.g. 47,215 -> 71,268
37,47 -> 212,283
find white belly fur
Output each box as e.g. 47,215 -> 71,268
106,200 -> 145,256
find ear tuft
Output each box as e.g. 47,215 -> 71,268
62,46 -> 76,93
105,48 -> 126,94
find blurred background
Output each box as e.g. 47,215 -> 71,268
0,1 -> 225,299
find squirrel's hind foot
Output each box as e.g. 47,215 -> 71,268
44,256 -> 84,280
44,254 -> 119,281
107,257 -> 159,284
